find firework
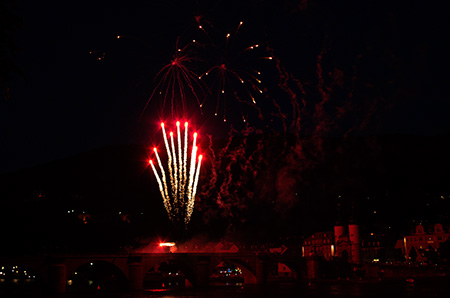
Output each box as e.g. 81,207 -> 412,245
198,21 -> 273,123
149,121 -> 203,226
140,39 -> 205,120
141,20 -> 273,125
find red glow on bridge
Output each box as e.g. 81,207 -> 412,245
159,242 -> 176,247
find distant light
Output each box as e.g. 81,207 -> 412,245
159,242 -> 175,247
90,263 -> 93,266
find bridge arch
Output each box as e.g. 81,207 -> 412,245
66,260 -> 128,293
142,256 -> 196,289
212,258 -> 257,285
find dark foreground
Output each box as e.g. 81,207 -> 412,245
3,278 -> 449,298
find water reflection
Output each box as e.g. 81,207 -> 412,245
2,278 -> 450,298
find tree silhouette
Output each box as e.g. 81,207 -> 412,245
409,247 -> 417,263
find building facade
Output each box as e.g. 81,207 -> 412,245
302,231 -> 335,261
396,224 -> 450,262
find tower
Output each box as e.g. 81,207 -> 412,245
333,203 -> 345,258
348,202 -> 361,264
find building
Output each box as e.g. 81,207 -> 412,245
302,203 -> 361,263
361,233 -> 398,263
302,231 -> 335,261
395,223 -> 450,263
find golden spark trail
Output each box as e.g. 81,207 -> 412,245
150,121 -> 203,227
170,131 -> 178,208
161,123 -> 175,198
149,160 -> 172,221
187,134 -> 198,201
153,148 -> 170,208
187,154 -> 202,224
182,122 -> 188,206
176,121 -> 183,205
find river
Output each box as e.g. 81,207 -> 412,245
3,278 -> 448,298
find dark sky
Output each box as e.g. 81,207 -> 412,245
1,0 -> 450,174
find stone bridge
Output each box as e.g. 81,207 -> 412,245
0,252 -> 308,293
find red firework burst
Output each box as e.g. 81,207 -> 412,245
198,21 -> 273,123
140,38 -> 206,120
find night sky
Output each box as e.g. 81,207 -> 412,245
1,0 -> 450,246
2,0 -> 450,173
